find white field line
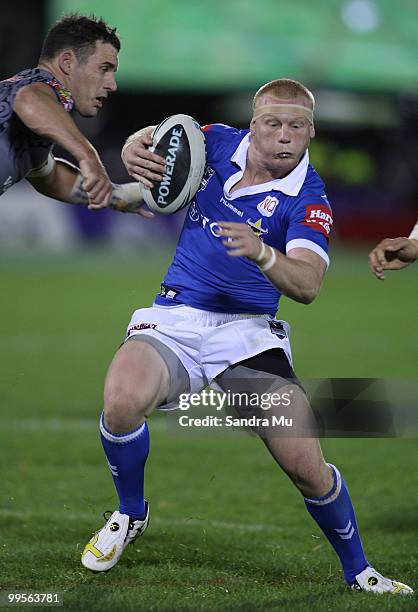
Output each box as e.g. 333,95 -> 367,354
0,508 -> 282,534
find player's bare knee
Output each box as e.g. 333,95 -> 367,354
103,385 -> 146,432
103,341 -> 170,433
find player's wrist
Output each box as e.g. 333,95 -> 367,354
255,242 -> 277,271
121,126 -> 157,163
121,138 -> 135,164
410,239 -> 418,260
109,182 -> 145,212
77,145 -> 101,166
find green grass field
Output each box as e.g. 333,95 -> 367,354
0,247 -> 416,611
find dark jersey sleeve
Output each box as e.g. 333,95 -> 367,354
0,68 -> 74,193
0,68 -> 74,131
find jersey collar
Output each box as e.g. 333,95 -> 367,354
225,133 -> 309,199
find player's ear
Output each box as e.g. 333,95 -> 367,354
310,123 -> 315,139
250,118 -> 256,136
58,50 -> 76,76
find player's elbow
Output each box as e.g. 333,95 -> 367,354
298,291 -> 316,305
297,283 -> 321,304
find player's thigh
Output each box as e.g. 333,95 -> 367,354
215,349 -> 324,474
104,338 -> 170,416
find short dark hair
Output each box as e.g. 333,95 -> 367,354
40,13 -> 120,62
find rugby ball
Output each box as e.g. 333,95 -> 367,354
142,114 -> 206,215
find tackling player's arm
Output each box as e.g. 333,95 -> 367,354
13,82 -> 112,207
28,156 -> 153,218
218,221 -> 326,304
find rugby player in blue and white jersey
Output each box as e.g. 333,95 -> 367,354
82,79 -> 413,595
0,14 -> 151,216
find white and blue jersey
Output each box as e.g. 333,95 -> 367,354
155,123 -> 333,316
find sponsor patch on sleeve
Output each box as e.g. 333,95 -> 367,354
202,124 -> 214,132
301,204 -> 333,237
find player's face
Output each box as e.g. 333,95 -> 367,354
69,41 -> 118,117
250,97 -> 314,178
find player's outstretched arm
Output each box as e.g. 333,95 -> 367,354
13,82 -> 112,208
28,158 -> 154,218
218,221 -> 326,304
368,237 -> 418,280
121,126 -> 166,187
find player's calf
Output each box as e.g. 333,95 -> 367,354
283,452 -> 332,498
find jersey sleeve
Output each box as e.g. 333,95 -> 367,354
201,123 -> 241,164
285,195 -> 333,267
5,70 -> 74,113
43,77 -> 74,111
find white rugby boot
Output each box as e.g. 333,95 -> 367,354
351,566 -> 413,595
81,502 -> 149,571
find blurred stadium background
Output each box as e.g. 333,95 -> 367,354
0,1 -> 417,609
0,0 -> 417,247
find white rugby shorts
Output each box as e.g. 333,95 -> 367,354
125,304 -> 293,405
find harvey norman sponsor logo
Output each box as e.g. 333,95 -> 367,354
302,204 -> 333,237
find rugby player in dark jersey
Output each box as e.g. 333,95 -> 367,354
0,14 -> 151,217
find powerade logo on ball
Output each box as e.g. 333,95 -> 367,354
152,125 -> 191,208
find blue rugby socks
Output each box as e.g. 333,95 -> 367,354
100,412 -> 149,520
304,464 -> 368,584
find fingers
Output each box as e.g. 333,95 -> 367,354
86,187 -> 112,209
126,145 -> 166,170
368,247 -> 386,280
224,245 -> 249,257
129,173 -> 155,189
217,222 -> 261,259
220,234 -> 244,255
122,141 -> 166,186
382,260 -> 408,270
136,207 -> 155,219
85,179 -> 112,209
383,237 -> 410,251
368,237 -> 414,279
218,226 -> 244,246
368,238 -> 395,279
217,221 -> 244,231
79,156 -> 113,209
126,161 -> 164,188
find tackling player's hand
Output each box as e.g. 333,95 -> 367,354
109,199 -> 154,218
218,221 -> 264,260
108,182 -> 155,218
122,126 -> 165,188
368,237 -> 417,280
79,155 -> 113,210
